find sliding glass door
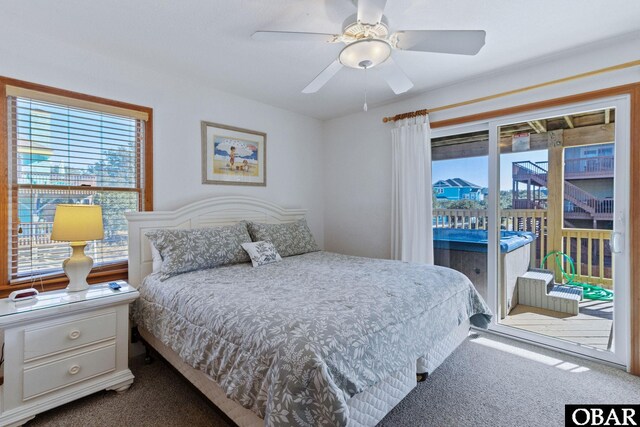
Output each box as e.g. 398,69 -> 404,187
431,95 -> 630,367
487,96 -> 630,365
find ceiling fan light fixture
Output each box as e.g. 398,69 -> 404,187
339,39 -> 391,69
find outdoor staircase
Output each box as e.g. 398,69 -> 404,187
516,269 -> 582,315
512,161 -> 612,221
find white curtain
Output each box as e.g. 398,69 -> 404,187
391,115 -> 434,264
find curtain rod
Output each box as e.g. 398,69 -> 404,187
382,59 -> 640,123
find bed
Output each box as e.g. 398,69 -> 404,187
126,196 -> 491,427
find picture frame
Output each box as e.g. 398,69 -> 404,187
201,121 -> 267,186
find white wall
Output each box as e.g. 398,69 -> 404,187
0,23 -> 325,246
3,22 -> 639,258
323,32 -> 640,259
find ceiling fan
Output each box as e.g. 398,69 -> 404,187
252,0 -> 486,95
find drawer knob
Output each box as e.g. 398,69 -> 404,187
68,330 -> 81,340
68,365 -> 81,375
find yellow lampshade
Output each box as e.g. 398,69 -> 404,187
51,205 -> 104,242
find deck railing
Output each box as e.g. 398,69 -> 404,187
563,180 -> 615,215
433,208 -> 612,287
513,160 -> 548,176
564,156 -> 614,178
513,157 -> 614,179
16,221 -> 54,246
433,209 -> 489,230
562,228 -> 612,288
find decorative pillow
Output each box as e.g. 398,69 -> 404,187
241,241 -> 282,267
247,218 -> 319,257
145,222 -> 252,280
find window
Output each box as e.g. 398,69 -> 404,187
1,79 -> 153,294
599,146 -> 614,156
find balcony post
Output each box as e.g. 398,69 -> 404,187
546,130 -> 565,282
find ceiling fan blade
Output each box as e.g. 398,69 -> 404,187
252,31 -> 338,43
393,30 -> 486,55
357,0 -> 387,25
378,57 -> 413,94
302,60 -> 343,93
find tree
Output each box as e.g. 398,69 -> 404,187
88,148 -> 137,242
500,190 -> 513,210
446,199 -> 483,210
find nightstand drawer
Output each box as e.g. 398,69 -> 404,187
24,312 -> 116,360
23,344 -> 116,400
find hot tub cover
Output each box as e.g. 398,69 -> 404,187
432,228 -> 535,253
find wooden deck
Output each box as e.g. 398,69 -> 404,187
501,300 -> 613,350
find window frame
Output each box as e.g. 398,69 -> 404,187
0,77 -> 153,296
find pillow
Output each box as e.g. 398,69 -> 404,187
150,243 -> 163,273
241,241 -> 282,267
145,222 -> 252,280
247,218 -> 319,257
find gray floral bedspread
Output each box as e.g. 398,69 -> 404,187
135,251 -> 491,426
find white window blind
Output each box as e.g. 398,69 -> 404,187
7,94 -> 145,280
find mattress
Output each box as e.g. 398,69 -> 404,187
135,251 -> 491,426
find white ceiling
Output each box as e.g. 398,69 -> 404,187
4,0 -> 640,120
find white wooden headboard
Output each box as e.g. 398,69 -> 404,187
125,196 -> 307,288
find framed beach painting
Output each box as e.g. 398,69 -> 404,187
201,121 -> 266,186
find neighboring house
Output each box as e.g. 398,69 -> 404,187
433,178 -> 484,201
16,119 -> 99,228
512,142 -> 614,229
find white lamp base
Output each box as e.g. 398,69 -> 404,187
63,242 -> 93,292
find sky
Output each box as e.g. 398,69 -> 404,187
432,150 -> 548,190
17,98 -> 137,174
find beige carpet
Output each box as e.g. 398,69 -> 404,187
27,332 -> 640,427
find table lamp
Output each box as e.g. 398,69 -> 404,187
51,204 -> 104,292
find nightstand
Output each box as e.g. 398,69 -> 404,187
0,281 -> 139,427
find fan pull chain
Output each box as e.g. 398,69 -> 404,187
363,65 -> 368,112
358,59 -> 373,112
